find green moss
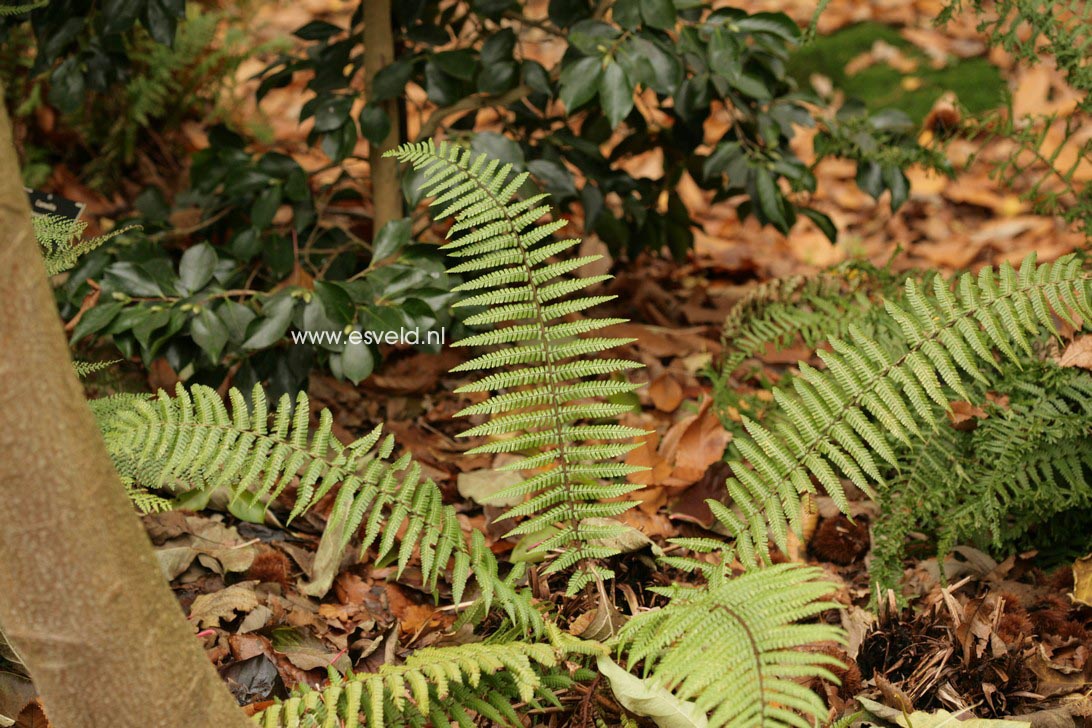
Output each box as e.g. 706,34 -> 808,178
789,22 -> 1006,123
790,22 -> 911,88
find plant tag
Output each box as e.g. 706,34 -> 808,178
24,187 -> 85,221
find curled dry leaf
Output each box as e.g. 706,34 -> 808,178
1056,337 -> 1092,370
189,582 -> 261,629
649,373 -> 684,412
657,398 -> 732,486
597,655 -> 709,728
948,400 -> 988,431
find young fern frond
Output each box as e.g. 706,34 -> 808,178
387,140 -> 647,594
718,253 -> 1092,566
615,563 -> 844,728
95,383 -> 541,631
33,214 -> 131,276
72,359 -> 119,378
256,633 -> 596,728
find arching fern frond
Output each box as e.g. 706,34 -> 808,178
387,140 -> 648,594
717,253 -> 1092,565
713,263 -> 913,429
256,634 -> 596,728
33,214 -> 131,276
0,1 -> 47,15
615,563 -> 844,728
96,383 -> 541,631
73,359 -> 118,378
873,361 -> 1092,586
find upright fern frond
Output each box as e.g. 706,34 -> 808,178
615,563 -> 844,728
96,383 -> 541,630
387,140 -> 648,594
717,253 -> 1092,565
256,634 -> 595,728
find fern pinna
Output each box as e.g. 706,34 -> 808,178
717,253 -> 1092,567
386,140 -> 647,594
97,383 -> 541,631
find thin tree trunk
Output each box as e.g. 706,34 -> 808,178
0,96 -> 251,728
364,0 -> 404,231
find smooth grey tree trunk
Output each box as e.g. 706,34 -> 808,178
0,92 -> 252,728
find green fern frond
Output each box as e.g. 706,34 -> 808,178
387,139 -> 647,594
73,359 -> 119,378
0,1 -> 46,15
713,263 -> 916,431
872,361 -> 1092,586
33,214 -> 132,276
716,253 -> 1092,565
95,383 -> 541,630
256,635 -> 593,728
615,563 -> 845,728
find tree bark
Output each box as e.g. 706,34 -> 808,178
363,0 -> 404,232
0,97 -> 251,727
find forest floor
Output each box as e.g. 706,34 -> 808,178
13,0 -> 1092,725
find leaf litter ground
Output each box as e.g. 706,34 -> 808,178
12,0 -> 1092,724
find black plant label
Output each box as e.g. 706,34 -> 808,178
24,188 -> 85,221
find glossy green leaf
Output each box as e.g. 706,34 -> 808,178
883,164 -> 910,211
754,167 -> 788,232
639,0 -> 676,29
734,12 -> 800,42
178,243 -> 217,294
599,61 -> 634,128
71,302 -> 124,343
313,280 -> 355,325
372,218 -> 412,262
191,307 -> 229,361
856,161 -> 884,199
559,56 -> 603,111
339,338 -> 375,384
360,105 -> 391,145
243,295 -> 295,350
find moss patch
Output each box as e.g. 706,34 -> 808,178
788,22 -> 1006,123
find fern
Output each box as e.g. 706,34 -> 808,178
96,383 -> 541,631
615,563 -> 844,728
871,361 -> 1092,585
938,1 -> 1092,233
28,143 -> 852,727
256,631 -> 595,728
33,215 -> 129,276
0,1 -> 46,15
941,0 -> 1092,105
715,253 -> 1092,566
386,140 -> 648,595
713,263 -> 914,429
73,359 -> 118,378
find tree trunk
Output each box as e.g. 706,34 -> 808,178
0,96 -> 251,728
363,0 -> 404,231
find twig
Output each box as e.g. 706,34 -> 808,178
416,85 -> 533,140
